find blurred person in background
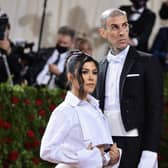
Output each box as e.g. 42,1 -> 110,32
36,26 -> 75,89
75,36 -> 93,55
120,0 -> 156,52
48,36 -> 93,90
151,0 -> 168,72
0,10 -> 23,84
159,0 -> 168,19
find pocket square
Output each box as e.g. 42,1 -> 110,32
126,74 -> 140,77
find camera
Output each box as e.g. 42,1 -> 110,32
0,14 -> 9,40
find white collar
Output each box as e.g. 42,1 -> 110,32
131,6 -> 145,14
107,45 -> 130,63
64,91 -> 99,108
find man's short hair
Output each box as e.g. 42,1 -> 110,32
58,26 -> 76,39
100,8 -> 127,29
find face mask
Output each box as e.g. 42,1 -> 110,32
56,44 -> 69,53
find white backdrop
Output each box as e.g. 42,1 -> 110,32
0,0 -> 167,59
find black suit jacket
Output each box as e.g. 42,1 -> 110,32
120,5 -> 156,52
0,41 -> 22,84
96,47 -> 163,152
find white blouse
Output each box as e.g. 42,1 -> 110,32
40,91 -> 113,168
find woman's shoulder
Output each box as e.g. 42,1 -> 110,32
52,101 -> 76,116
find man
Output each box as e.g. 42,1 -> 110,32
36,26 -> 75,89
120,0 -> 156,52
0,11 -> 22,85
159,0 -> 168,19
96,8 -> 163,168
151,0 -> 168,72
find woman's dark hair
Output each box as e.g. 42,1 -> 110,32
66,50 -> 99,98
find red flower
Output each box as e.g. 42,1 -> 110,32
7,150 -> 19,162
35,99 -> 43,106
27,130 -> 35,139
0,118 -> 4,128
2,121 -> 12,129
49,104 -> 57,112
4,137 -> 13,144
31,157 -> 40,165
28,114 -> 34,122
61,93 -> 66,99
38,109 -> 46,117
32,139 -> 40,148
3,159 -> 10,168
11,96 -> 20,105
23,99 -> 31,105
39,127 -> 45,136
24,142 -> 32,150
24,139 -> 40,150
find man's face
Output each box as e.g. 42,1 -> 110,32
130,0 -> 147,9
100,15 -> 129,52
57,34 -> 73,49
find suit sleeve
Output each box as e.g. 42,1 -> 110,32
143,56 -> 163,152
137,12 -> 156,49
151,28 -> 167,59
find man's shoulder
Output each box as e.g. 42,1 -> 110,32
99,58 -> 106,63
39,47 -> 55,54
137,50 -> 152,58
144,8 -> 156,18
37,47 -> 56,60
135,49 -> 160,66
159,27 -> 168,34
119,5 -> 131,11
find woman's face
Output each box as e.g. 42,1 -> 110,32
70,61 -> 98,98
81,61 -> 98,94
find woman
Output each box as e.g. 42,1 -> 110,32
40,51 -> 120,168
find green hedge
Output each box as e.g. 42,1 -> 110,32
159,73 -> 168,168
0,73 -> 168,167
0,84 -> 65,168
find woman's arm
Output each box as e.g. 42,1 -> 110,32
40,106 -> 103,167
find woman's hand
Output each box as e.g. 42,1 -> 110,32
109,143 -> 120,166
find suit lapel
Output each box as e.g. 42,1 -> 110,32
98,59 -> 108,110
119,47 -> 138,100
99,59 -> 109,96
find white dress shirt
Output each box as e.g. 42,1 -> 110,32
104,45 -> 138,137
40,91 -> 119,168
104,46 -> 158,167
36,49 -> 69,87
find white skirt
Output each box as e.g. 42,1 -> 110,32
55,163 -> 119,168
55,164 -> 76,168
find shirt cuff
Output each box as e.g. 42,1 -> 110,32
103,152 -> 111,166
77,147 -> 103,168
138,150 -> 158,168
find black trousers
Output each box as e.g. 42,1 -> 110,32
112,136 -> 142,168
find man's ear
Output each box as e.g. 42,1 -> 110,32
99,28 -> 107,39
